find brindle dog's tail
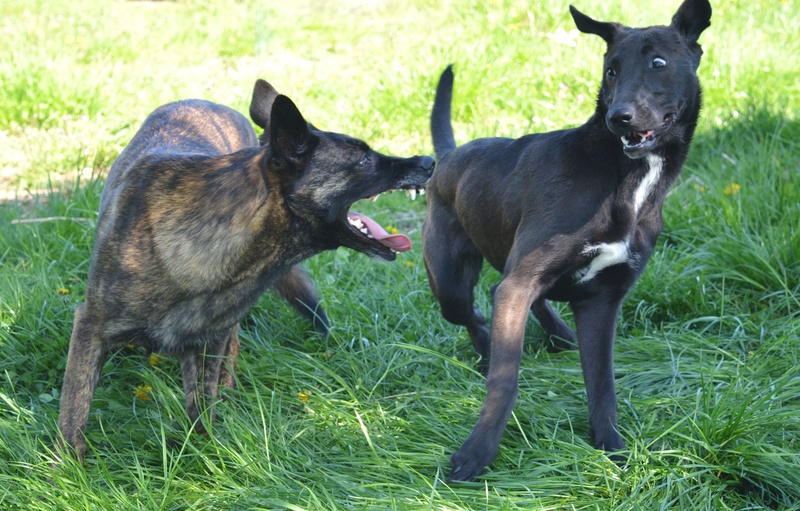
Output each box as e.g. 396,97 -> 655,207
431,65 -> 457,161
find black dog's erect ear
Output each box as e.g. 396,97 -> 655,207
671,0 -> 712,45
570,5 -> 620,45
268,95 -> 317,176
250,79 -> 280,131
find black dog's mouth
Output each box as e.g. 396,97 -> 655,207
621,113 -> 675,152
343,185 -> 427,261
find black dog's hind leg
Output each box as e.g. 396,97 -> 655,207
531,298 -> 577,352
423,211 -> 491,373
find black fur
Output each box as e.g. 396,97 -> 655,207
423,0 -> 711,481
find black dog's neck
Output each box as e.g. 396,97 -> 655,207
578,90 -> 700,238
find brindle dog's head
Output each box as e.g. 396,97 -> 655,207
249,79 -> 434,260
571,0 -> 712,159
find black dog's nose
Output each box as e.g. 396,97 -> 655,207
607,105 -> 636,131
419,155 -> 435,173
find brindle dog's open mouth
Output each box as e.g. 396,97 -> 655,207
621,113 -> 676,151
345,186 -> 427,257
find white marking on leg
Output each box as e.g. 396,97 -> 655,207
575,241 -> 630,284
633,154 -> 664,215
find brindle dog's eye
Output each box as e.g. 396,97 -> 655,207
652,57 -> 667,69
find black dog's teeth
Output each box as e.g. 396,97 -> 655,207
622,130 -> 655,148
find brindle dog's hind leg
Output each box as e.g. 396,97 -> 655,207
56,303 -> 108,462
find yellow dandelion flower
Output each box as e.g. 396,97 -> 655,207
385,225 -> 399,235
148,353 -> 163,366
401,260 -> 415,269
134,384 -> 152,400
724,183 -> 741,196
693,184 -> 706,193
56,288 -> 70,295
297,391 -> 310,404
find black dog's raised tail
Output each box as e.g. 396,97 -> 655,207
431,65 -> 457,161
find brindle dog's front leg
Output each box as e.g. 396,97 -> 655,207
56,303 -> 108,463
572,292 -> 626,454
180,331 -> 232,435
218,324 -> 240,391
449,273 -> 538,481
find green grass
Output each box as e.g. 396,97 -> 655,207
1,0 -> 799,509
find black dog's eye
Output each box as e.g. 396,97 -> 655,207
358,153 -> 372,166
652,57 -> 667,69
606,67 -> 616,79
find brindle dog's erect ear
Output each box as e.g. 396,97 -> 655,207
570,5 -> 621,45
268,95 -> 317,176
250,79 -> 280,131
671,0 -> 712,45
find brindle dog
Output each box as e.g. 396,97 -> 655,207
57,79 -> 434,462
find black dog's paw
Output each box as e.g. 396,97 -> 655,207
595,433 -> 627,466
448,436 -> 499,482
608,451 -> 628,467
449,453 -> 485,482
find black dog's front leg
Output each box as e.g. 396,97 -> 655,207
450,276 -> 537,481
571,292 -> 626,454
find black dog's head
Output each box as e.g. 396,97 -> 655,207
571,0 -> 712,159
249,79 -> 434,261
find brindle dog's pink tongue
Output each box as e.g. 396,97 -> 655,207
349,212 -> 412,252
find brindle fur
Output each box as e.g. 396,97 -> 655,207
57,79 -> 434,462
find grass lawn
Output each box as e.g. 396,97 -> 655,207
1,0 -> 798,509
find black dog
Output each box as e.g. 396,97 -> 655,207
57,79 -> 434,462
423,0 -> 711,481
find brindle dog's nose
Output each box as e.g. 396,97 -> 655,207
419,155 -> 435,173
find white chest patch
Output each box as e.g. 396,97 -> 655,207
575,241 -> 630,284
633,154 -> 664,216
574,154 -> 663,285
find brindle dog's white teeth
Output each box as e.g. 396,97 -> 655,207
348,217 -> 365,231
406,189 -> 417,200
418,187 -> 426,196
